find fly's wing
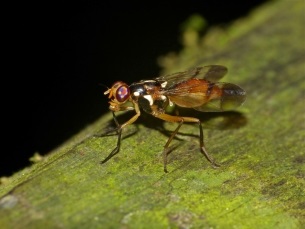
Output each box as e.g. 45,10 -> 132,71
164,79 -> 246,112
155,65 -> 228,88
195,65 -> 228,82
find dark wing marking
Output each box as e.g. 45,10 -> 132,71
155,65 -> 228,88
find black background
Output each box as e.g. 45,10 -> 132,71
3,0 -> 267,177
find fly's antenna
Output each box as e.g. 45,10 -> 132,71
98,83 -> 111,95
98,83 -> 109,90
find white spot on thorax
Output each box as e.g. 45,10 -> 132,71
143,95 -> 154,105
161,81 -> 167,88
160,95 -> 167,101
133,91 -> 140,97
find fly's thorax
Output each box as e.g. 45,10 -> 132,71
129,80 -> 170,114
129,80 -> 162,100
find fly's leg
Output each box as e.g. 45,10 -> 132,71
198,121 -> 220,168
100,112 -> 122,164
101,103 -> 141,164
153,112 -> 219,172
163,121 -> 184,173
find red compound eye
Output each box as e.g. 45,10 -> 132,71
116,84 -> 130,102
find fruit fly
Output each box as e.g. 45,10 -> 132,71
102,65 -> 246,172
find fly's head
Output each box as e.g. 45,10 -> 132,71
104,81 -> 130,111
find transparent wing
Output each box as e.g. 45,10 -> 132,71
155,65 -> 228,88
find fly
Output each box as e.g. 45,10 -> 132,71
102,65 -> 246,172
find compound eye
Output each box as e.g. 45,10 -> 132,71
116,84 -> 130,102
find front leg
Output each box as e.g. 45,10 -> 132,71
100,111 -> 122,163
101,103 -> 141,164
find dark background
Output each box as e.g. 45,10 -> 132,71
3,0 -> 267,177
